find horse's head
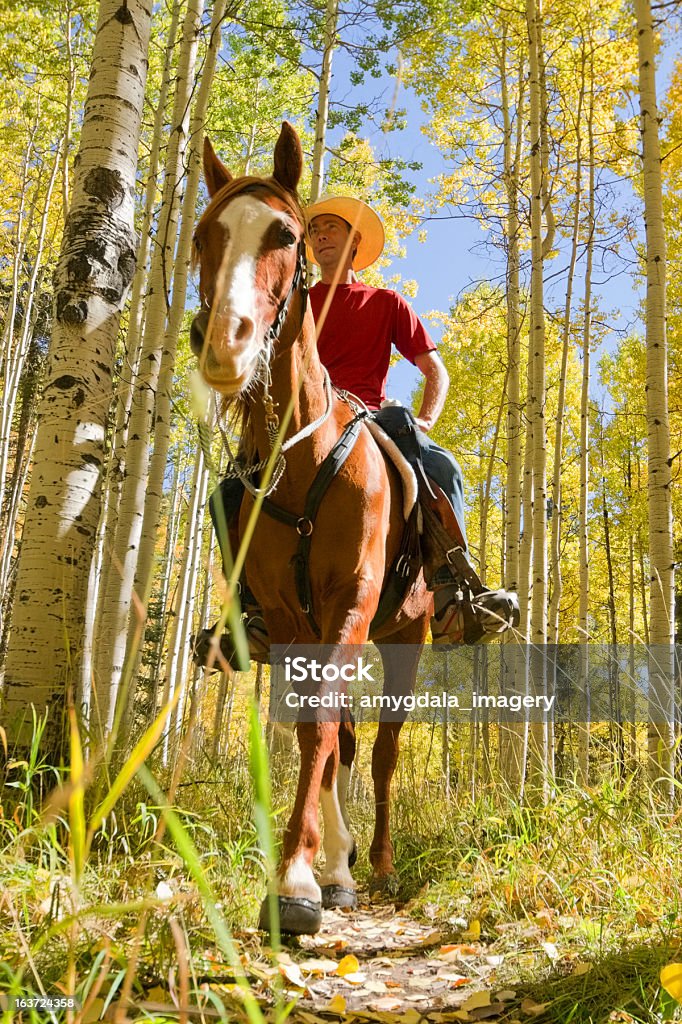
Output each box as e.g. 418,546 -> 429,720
190,122 -> 306,395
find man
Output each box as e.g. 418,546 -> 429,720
305,195 -> 518,644
195,196 -> 518,669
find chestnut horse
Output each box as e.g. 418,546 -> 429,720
190,122 -> 432,935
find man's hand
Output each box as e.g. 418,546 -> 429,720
414,416 -> 433,433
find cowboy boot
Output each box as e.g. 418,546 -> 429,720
419,478 -> 520,644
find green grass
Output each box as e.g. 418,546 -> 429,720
2,715 -> 682,1023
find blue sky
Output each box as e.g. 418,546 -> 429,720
329,36 -> 679,410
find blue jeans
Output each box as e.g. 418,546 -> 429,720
373,405 -> 468,551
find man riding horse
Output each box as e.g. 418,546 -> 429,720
198,193 -> 519,664
189,123 -> 518,934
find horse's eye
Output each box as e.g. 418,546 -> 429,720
194,236 -> 203,253
279,226 -> 296,247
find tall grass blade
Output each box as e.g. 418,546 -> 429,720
68,708 -> 86,884
249,700 -> 280,950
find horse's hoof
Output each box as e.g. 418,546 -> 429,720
348,839 -> 358,868
369,873 -> 400,899
258,895 -> 322,935
321,884 -> 357,910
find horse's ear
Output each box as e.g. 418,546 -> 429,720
273,121 -> 303,193
203,137 -> 232,197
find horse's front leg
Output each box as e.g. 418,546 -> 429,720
258,717 -> 339,935
259,604 -> 372,934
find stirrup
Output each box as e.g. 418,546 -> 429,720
190,614 -> 270,672
431,584 -> 520,645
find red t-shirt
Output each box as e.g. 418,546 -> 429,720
310,281 -> 436,410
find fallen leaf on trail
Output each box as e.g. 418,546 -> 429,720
335,954 -> 361,977
494,989 -> 517,1001
422,929 -> 444,945
462,991 -> 491,1011
462,920 -> 481,941
372,997 -> 403,1011
485,955 -> 504,967
661,963 -> 682,1002
521,997 -> 550,1015
571,962 -> 591,976
534,909 -> 554,929
437,972 -> 470,985
469,1005 -> 507,1020
541,942 -> 559,961
364,980 -> 388,993
326,993 -> 346,1013
439,944 -> 479,960
341,972 -> 367,985
299,958 -> 339,975
407,976 -> 435,989
279,961 -> 306,988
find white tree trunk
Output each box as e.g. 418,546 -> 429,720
2,0 -> 153,748
0,142 -> 62,532
309,0 -> 339,204
527,0 -> 549,801
121,0 -> 229,694
162,444 -> 209,765
636,0 -> 675,791
95,0 -> 204,730
94,0 -> 182,620
577,63 -> 595,785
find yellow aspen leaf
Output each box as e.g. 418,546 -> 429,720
520,997 -> 550,1015
279,961 -> 306,988
462,919 -> 481,941
327,993 -> 346,1013
660,963 -> 682,1002
335,954 -> 361,976
461,991 -> 491,1011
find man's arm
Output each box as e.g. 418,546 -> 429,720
414,350 -> 449,432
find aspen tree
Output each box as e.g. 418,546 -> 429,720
2,0 -> 153,748
0,145 -> 63,616
310,0 -> 339,204
526,0 -> 550,798
95,0 -> 182,612
95,0 -> 204,730
577,53 -> 596,783
161,442 -> 209,765
0,143 -> 61,536
635,0 -> 675,790
548,47 -> 585,644
119,0 -> 230,715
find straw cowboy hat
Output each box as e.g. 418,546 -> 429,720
305,195 -> 385,270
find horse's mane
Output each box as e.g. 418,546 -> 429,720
192,175 -> 306,457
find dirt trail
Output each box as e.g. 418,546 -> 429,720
272,895 -> 518,1021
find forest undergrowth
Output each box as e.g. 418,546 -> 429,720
1,709 -> 682,1024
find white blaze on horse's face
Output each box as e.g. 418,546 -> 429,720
201,194 -> 293,392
